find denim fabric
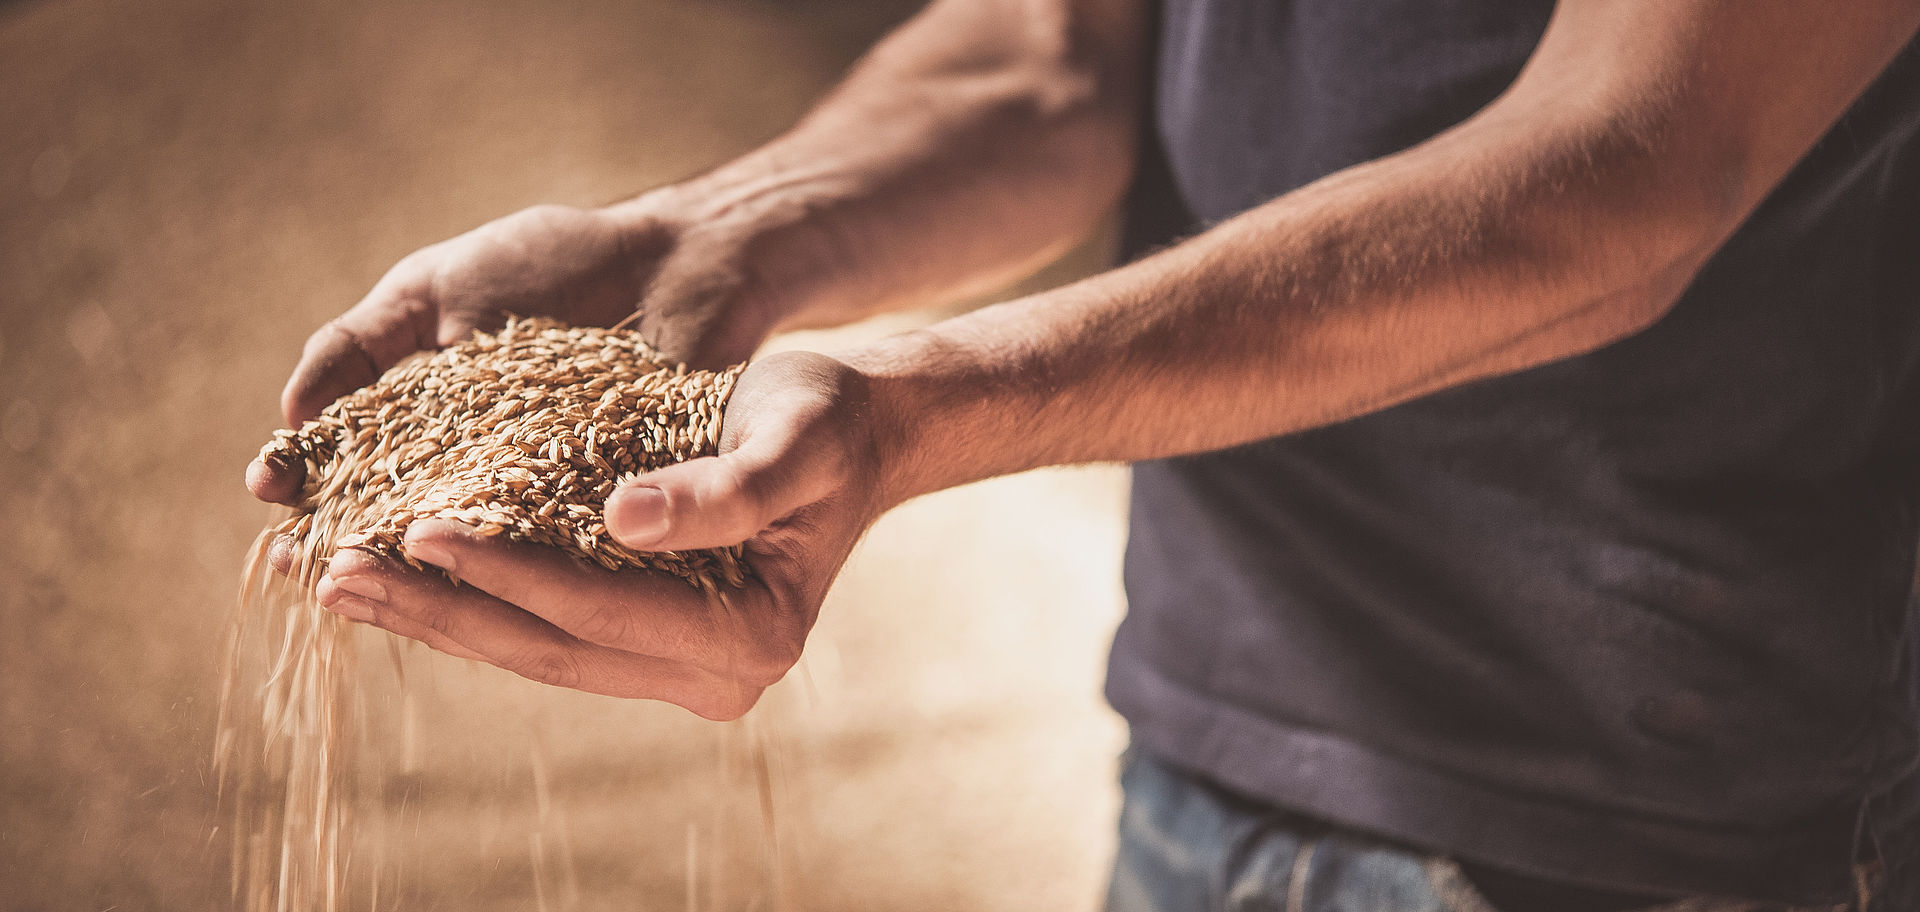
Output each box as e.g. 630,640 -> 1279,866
1103,751 -> 1855,912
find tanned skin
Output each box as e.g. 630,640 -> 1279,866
251,0 -> 1920,719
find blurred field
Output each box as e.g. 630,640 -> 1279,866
0,1 -> 1130,909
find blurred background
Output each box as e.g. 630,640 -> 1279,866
0,0 -> 1131,909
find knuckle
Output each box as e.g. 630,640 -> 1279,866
301,319 -> 350,359
740,664 -> 787,691
267,535 -> 298,575
407,600 -> 455,638
715,464 -> 775,532
505,204 -> 579,233
390,248 -> 436,279
692,686 -> 762,722
741,634 -> 800,688
360,606 -> 397,633
519,650 -> 584,690
315,319 -> 380,373
569,601 -> 637,650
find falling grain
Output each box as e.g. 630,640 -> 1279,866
220,317 -> 751,911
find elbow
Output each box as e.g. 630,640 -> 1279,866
1480,133 -> 1740,353
1445,76 -> 1751,345
1562,175 -> 1733,348
1532,216 -> 1710,361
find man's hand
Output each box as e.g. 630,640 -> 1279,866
246,0 -> 1142,509
305,352 -> 885,719
245,198 -> 782,505
243,0 -> 1146,713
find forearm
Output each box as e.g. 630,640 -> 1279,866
846,0 -> 1920,507
611,0 -> 1144,335
847,144 -> 1712,504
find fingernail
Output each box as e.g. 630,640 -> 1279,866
326,596 -> 377,623
404,537 -> 457,571
267,534 -> 298,575
245,456 -> 293,502
606,485 -> 669,546
329,574 -> 387,603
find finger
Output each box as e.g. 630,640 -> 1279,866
604,420 -> 837,553
372,611 -> 492,662
281,265 -> 439,425
314,552 -> 486,659
325,596 -> 492,663
398,520 -> 791,683
268,533 -> 296,575
246,451 -> 306,507
327,547 -> 763,719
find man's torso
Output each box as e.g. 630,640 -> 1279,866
1111,0 -> 1920,904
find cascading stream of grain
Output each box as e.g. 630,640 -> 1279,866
218,317 -> 750,911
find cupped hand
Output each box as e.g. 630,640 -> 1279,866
301,352 -> 889,719
247,199 -> 780,506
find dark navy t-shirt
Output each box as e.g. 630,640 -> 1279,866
1108,0 -> 1920,904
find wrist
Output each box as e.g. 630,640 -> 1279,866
587,189 -> 786,365
839,329 -> 992,510
852,356 -> 924,513
839,276 -> 1136,502
607,171 -> 859,334
856,367 -> 932,513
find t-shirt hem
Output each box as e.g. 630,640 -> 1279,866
1106,659 -> 1859,905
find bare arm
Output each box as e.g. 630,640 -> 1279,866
632,0 -> 1147,341
838,0 -> 1920,505
321,0 -> 1920,717
253,0 -> 1143,501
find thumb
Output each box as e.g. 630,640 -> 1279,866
604,434 -> 828,553
281,294 -> 436,425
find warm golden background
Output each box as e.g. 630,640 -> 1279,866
0,1 -> 1131,909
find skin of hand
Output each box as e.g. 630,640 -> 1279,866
309,351 -> 884,720
247,0 -> 1144,718
245,0 -> 1141,509
243,198 -> 790,505
256,0 -> 1920,717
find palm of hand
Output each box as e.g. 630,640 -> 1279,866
278,206 -> 644,425
249,195 -> 867,718
250,202 -> 767,506
307,353 -> 881,719
413,204 -> 653,337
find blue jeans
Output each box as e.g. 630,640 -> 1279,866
1103,751 -> 1854,912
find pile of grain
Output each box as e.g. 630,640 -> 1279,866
219,316 -> 750,911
